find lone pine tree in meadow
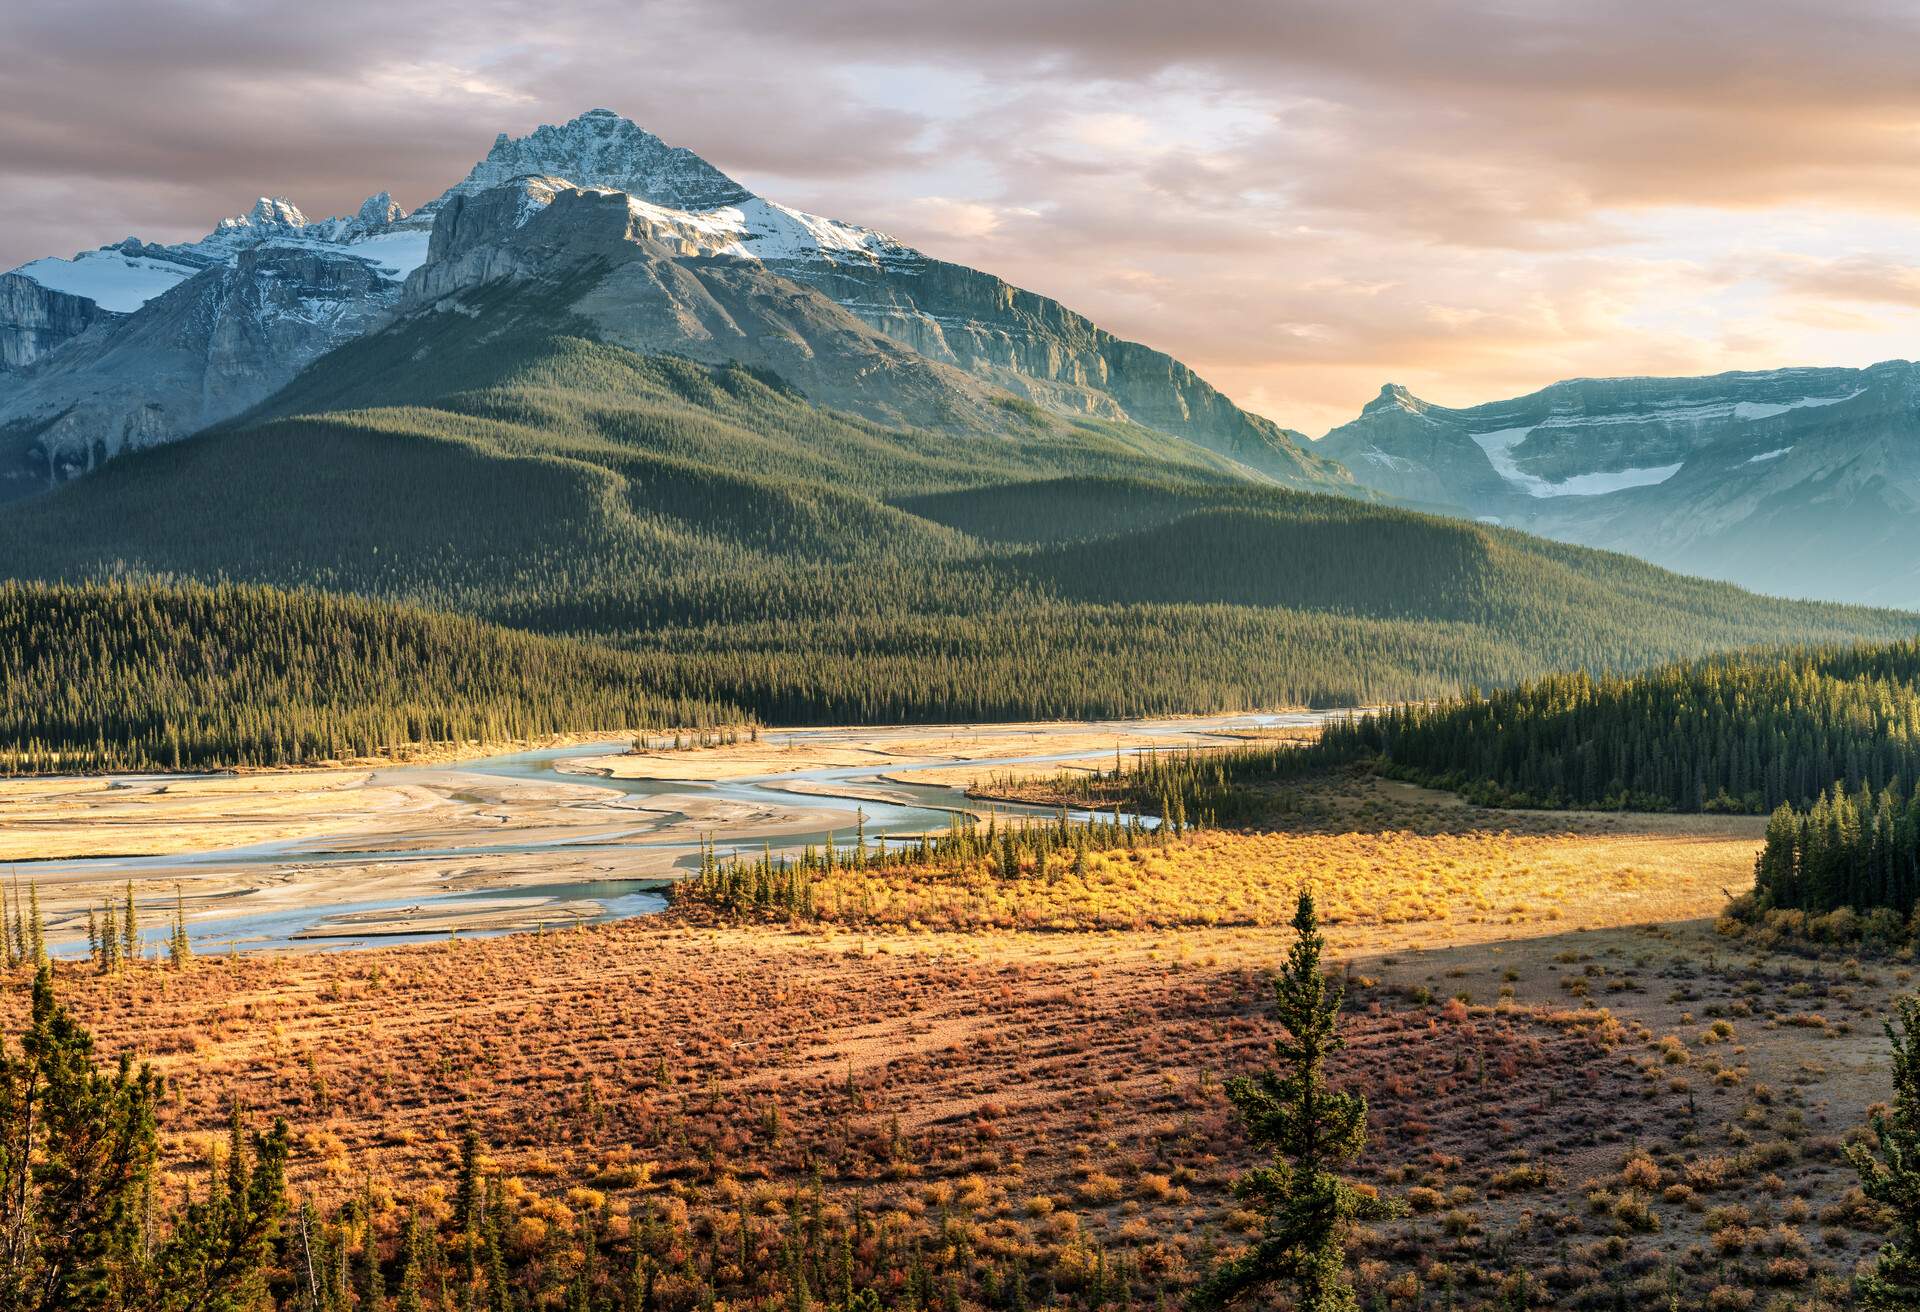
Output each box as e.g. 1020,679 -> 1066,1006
1851,992 -> 1920,1307
1191,889 -> 1397,1312
0,968 -> 287,1312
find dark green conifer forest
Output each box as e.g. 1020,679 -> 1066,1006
1321,641 -> 1920,815
0,582 -> 742,774
1271,641 -> 1920,922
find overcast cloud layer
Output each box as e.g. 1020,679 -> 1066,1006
7,0 -> 1919,432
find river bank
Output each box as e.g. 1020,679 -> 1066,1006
0,713 -> 1334,954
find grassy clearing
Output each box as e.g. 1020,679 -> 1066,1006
9,884 -> 1902,1309
675,774 -> 1762,935
673,826 -> 1751,934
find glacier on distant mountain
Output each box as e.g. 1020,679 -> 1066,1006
9,248 -> 199,314
1319,362 -> 1920,607
4,191 -> 430,345
1468,426 -> 1684,497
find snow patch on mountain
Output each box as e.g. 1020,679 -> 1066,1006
1731,391 -> 1863,421
1470,426 -> 1684,498
10,249 -> 198,313
1534,463 -> 1685,496
339,230 -> 433,280
1359,448 -> 1419,472
621,194 -> 914,267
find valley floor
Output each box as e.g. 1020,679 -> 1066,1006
5,773 -> 1885,1306
0,715 -> 1328,948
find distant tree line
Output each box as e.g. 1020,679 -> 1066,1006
0,581 -> 746,775
1319,644 -> 1920,815
1284,641 -> 1920,928
672,805 -> 1179,921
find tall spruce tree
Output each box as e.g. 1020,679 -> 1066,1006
98,900 -> 117,976
0,968 -> 161,1311
358,1183 -> 385,1310
120,883 -> 138,966
168,890 -> 192,969
1850,993 -> 1920,1306
142,1105 -> 290,1312
1190,890 -> 1397,1312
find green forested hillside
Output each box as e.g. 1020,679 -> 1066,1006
1323,641 -> 1920,813
896,476 -> 1266,542
0,313 -> 1913,738
0,581 -> 743,773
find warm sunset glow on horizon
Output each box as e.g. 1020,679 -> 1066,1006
11,0 -> 1920,433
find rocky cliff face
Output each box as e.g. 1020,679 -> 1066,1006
1319,363 -> 1920,606
402,111 -> 1345,488
786,252 -> 1337,484
405,185 -> 1017,434
0,274 -> 115,371
0,247 -> 402,498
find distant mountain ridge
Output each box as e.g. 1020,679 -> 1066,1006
7,107 -> 1913,614
7,193 -> 428,324
0,108 -> 1345,498
1319,362 -> 1920,608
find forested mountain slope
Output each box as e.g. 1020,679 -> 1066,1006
0,307 -> 1912,726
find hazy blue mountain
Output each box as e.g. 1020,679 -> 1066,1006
1320,363 -> 1920,607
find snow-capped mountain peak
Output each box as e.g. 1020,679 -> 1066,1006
217,196 -> 311,236
3,107 -> 1340,507
194,191 -> 420,255
356,191 -> 405,229
414,111 -> 919,273
1364,383 -> 1433,418
424,108 -> 754,216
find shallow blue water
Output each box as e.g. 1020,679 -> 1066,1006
23,712 -> 1340,954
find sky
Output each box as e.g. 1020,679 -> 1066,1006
7,0 -> 1920,435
